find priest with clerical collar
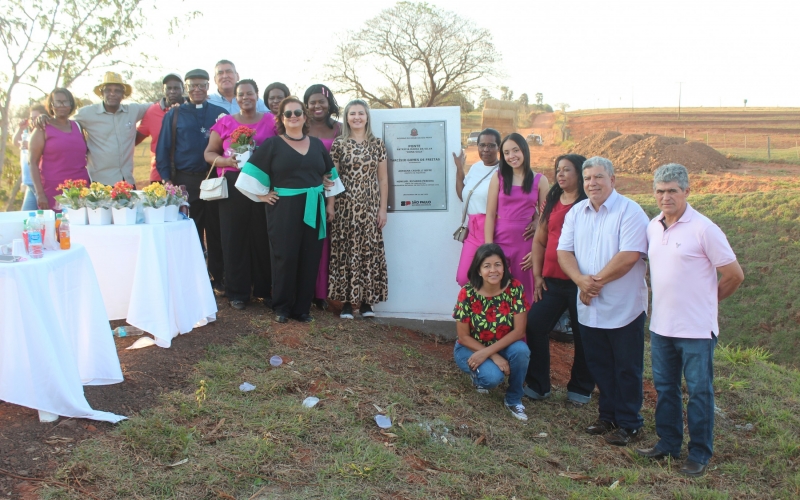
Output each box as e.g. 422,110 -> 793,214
156,68 -> 227,292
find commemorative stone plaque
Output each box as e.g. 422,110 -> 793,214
383,121 -> 447,212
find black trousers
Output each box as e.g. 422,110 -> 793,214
525,277 -> 595,398
267,194 -> 323,317
218,171 -> 271,302
175,170 -> 224,286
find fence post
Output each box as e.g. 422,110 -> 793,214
683,130 -> 686,139
767,136 -> 771,161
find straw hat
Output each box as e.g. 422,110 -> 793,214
93,72 -> 133,98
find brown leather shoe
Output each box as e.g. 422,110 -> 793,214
679,459 -> 708,477
604,427 -> 642,446
586,420 -> 617,435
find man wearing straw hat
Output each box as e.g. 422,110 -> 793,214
73,72 -> 150,185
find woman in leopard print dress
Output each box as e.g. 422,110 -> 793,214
328,100 -> 389,319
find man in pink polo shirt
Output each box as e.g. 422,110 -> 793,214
136,73 -> 186,182
637,163 -> 744,477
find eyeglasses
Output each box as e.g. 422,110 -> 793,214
478,143 -> 498,150
52,100 -> 70,107
283,109 -> 304,118
187,83 -> 208,91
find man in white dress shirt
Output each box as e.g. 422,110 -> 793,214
557,156 -> 650,446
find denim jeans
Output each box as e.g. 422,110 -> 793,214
21,185 -> 38,211
651,331 -> 717,465
525,278 -> 595,402
454,340 -> 530,406
580,312 -> 645,430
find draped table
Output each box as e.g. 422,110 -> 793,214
70,219 -> 217,348
0,245 -> 126,423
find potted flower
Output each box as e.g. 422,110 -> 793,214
110,181 -> 139,225
141,183 -> 168,224
55,179 -> 88,224
227,125 -> 256,168
84,182 -> 113,225
164,183 -> 186,222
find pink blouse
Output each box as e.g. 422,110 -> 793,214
211,113 -> 277,176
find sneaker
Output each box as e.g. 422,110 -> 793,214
604,427 -> 642,446
586,419 -> 618,435
229,300 -> 246,310
475,386 -> 489,394
359,303 -> 375,317
505,403 -> 529,421
340,303 -> 354,319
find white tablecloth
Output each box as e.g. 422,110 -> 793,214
0,245 -> 126,423
71,220 -> 217,348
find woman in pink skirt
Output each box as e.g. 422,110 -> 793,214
484,133 -> 549,297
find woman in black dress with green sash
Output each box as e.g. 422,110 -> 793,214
236,97 -> 344,323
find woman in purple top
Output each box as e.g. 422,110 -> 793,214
304,84 -> 342,310
205,79 -> 277,310
484,133 -> 550,297
28,88 -> 89,211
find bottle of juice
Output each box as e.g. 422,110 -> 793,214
59,213 -> 71,250
55,213 -> 62,243
36,209 -> 46,243
23,212 -> 35,253
28,215 -> 43,259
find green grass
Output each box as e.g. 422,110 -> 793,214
719,147 -> 800,165
40,311 -> 800,499
631,191 -> 800,367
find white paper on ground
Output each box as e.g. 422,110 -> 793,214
302,397 -> 319,408
375,415 -> 392,429
126,336 -> 157,349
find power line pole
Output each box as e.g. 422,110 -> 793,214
677,82 -> 683,120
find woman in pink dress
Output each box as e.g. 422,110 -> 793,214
484,133 -> 549,297
304,84 -> 341,310
205,79 -> 276,310
27,88 -> 90,210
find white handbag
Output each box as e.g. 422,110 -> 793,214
199,166 -> 228,201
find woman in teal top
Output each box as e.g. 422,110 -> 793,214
236,96 -> 343,323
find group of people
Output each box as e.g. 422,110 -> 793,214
14,61 -> 390,324
451,129 -> 744,477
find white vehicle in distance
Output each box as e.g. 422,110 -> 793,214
466,131 -> 481,147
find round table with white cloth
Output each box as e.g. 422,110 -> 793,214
70,219 -> 218,348
0,244 -> 126,423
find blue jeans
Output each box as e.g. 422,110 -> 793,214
454,340 -> 530,406
21,185 -> 38,211
580,313 -> 645,430
651,331 -> 717,465
525,278 -> 595,402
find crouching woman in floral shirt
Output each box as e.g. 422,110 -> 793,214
453,243 -> 531,421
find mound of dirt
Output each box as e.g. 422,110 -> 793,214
571,132 -> 736,174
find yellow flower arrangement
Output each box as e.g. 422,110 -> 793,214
142,182 -> 168,208
83,182 -> 113,208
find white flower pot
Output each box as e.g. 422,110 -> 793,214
68,206 -> 88,225
235,150 -> 251,169
112,207 -> 137,225
144,206 -> 165,224
164,204 -> 179,222
88,207 -> 112,225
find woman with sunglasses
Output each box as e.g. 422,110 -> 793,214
304,84 -> 342,310
27,88 -> 89,210
236,97 -> 342,324
484,133 -> 549,298
204,79 -> 276,311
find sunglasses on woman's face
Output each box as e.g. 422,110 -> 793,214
283,109 -> 304,118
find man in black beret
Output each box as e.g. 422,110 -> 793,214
156,69 -> 227,292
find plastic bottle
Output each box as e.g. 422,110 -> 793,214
112,326 -> 146,337
27,214 -> 43,259
23,212 -> 35,253
36,209 -> 46,243
55,213 -> 62,243
59,214 -> 70,250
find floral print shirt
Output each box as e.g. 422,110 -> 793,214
452,279 -> 530,346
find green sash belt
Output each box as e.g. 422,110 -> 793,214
274,185 -> 326,239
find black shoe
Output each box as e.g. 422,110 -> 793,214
679,459 -> 708,477
290,313 -> 314,323
359,303 -> 375,318
313,298 -> 328,310
262,296 -> 273,309
586,420 -> 617,435
212,282 -> 226,297
340,303 -> 354,319
636,446 -> 677,460
604,427 -> 642,446
275,314 -> 288,324
230,300 -> 246,310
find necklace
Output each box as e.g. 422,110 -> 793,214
283,133 -> 305,141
